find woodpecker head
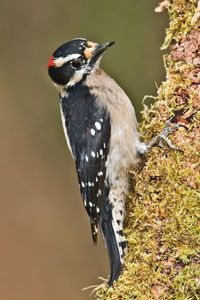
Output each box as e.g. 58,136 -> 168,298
47,38 -> 115,88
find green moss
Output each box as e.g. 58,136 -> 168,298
95,1 -> 200,299
162,0 -> 198,50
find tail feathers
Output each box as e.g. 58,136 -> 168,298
99,185 -> 127,286
112,218 -> 128,261
100,217 -> 123,286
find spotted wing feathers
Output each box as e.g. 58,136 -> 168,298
60,91 -> 110,244
76,118 -> 110,244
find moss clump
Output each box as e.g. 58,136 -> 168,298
95,0 -> 200,299
162,0 -> 199,49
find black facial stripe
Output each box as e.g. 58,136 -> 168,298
48,63 -> 75,85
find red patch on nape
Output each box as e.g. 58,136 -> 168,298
47,55 -> 55,69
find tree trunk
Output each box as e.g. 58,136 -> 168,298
96,1 -> 200,299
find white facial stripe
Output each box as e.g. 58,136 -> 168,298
54,54 -> 81,67
66,68 -> 85,87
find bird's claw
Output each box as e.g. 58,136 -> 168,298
146,117 -> 187,152
157,132 -> 182,151
163,116 -> 187,135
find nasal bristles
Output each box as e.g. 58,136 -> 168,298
47,55 -> 55,70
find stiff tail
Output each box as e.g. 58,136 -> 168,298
100,186 -> 126,286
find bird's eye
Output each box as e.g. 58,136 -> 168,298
71,60 -> 82,69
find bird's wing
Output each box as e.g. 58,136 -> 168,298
61,99 -> 111,244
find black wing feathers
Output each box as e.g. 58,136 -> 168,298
61,83 -> 111,244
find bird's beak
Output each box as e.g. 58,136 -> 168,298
93,41 -> 115,57
88,41 -> 115,65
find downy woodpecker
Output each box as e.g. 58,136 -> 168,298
47,38 -> 181,286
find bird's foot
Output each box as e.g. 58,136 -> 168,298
139,117 -> 187,155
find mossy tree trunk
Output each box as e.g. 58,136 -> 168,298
96,1 -> 200,299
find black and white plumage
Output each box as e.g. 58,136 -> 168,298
60,83 -> 111,244
47,38 -> 179,286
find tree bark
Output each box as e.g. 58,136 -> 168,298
96,1 -> 200,299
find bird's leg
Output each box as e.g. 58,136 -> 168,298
138,118 -> 187,155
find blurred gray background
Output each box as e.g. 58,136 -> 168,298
0,1 -> 167,299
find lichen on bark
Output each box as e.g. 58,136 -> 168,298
95,1 -> 200,299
